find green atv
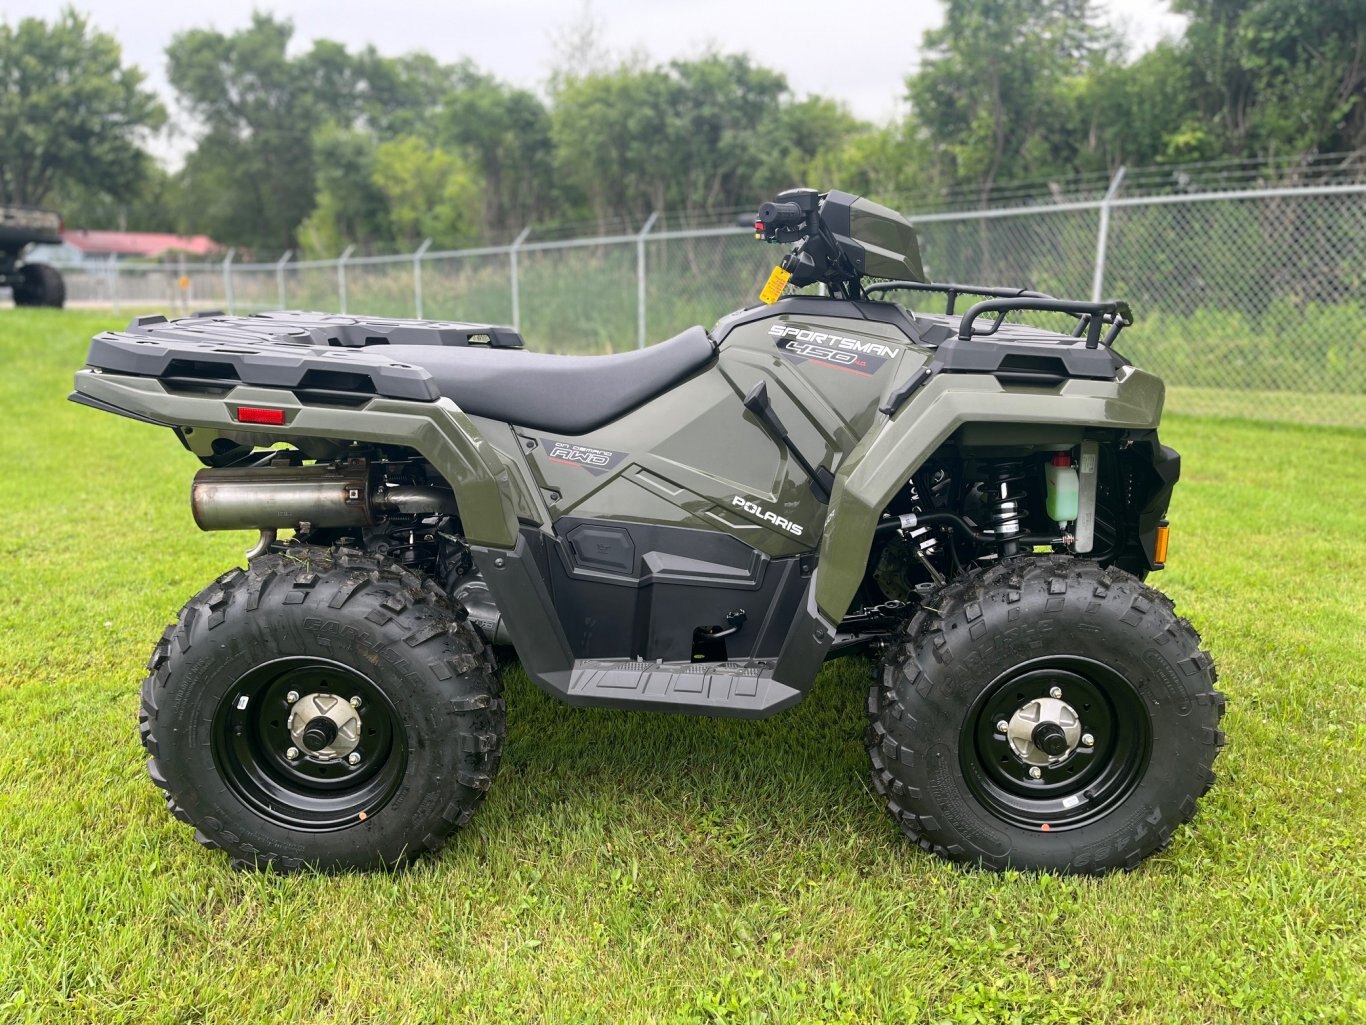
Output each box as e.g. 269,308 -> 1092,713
72,187 -> 1224,874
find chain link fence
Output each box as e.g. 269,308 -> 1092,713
30,178 -> 1365,427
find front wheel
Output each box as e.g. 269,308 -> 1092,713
867,556 -> 1224,874
140,547 -> 504,871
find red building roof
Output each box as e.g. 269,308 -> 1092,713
61,229 -> 223,259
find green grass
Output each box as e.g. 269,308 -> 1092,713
1164,386 -> 1366,426
1,308 -> 1363,1024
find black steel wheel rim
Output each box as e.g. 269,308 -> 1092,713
960,655 -> 1151,830
211,657 -> 407,831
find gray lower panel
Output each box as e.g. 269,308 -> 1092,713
471,537 -> 574,695
473,530 -> 832,719
567,659 -> 802,718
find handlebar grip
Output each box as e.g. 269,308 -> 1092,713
757,201 -> 805,228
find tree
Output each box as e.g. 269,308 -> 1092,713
804,120 -> 945,208
50,164 -> 178,232
351,50 -> 458,139
168,14 -> 339,252
1172,0 -> 1365,159
1064,0 -> 1365,176
167,15 -> 495,252
371,136 -> 481,248
660,55 -> 789,217
551,54 -> 860,227
550,61 -> 677,225
296,127 -> 392,257
441,64 -> 557,237
756,96 -> 868,195
167,14 -> 460,252
1074,42 -> 1205,168
907,0 -> 1114,204
0,9 -> 164,208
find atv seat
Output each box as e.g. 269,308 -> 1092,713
382,325 -> 716,435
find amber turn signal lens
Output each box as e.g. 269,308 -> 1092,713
1154,521 -> 1171,565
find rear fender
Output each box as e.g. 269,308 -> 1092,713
814,366 -> 1167,621
71,369 -> 521,548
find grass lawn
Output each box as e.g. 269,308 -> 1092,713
1,309 -> 1362,1024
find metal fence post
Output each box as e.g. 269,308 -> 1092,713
110,254 -> 120,316
275,250 -> 293,309
413,238 -> 432,319
636,211 -> 660,348
1091,166 -> 1126,302
222,248 -> 236,314
509,226 -> 531,330
337,245 -> 356,313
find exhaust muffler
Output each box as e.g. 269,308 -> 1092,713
191,464 -> 456,532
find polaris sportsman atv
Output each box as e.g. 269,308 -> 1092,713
72,187 -> 1224,874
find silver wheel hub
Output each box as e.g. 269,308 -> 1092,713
286,692 -> 362,761
1005,696 -> 1082,767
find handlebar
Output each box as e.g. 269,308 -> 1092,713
751,187 -> 860,299
756,200 -> 806,229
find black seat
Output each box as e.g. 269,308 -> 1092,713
382,325 -> 716,435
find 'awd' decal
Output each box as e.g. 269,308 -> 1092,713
769,323 -> 900,376
731,495 -> 804,537
538,438 -> 628,476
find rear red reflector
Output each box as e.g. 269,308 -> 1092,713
235,406 -> 286,425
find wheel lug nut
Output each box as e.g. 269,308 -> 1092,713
346,752 -> 361,765
286,746 -> 301,760
1082,733 -> 1095,747
1048,686 -> 1062,699
1028,766 -> 1043,779
349,696 -> 363,708
995,719 -> 1009,734
286,690 -> 300,704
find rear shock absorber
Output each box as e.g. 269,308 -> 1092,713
982,461 -> 1027,557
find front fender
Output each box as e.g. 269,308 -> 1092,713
71,370 -> 522,548
814,366 -> 1166,620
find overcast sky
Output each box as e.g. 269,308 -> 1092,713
8,0 -> 1187,164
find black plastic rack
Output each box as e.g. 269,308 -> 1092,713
865,280 -> 1134,349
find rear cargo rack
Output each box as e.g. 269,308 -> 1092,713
865,280 -> 1134,349
81,311 -> 528,404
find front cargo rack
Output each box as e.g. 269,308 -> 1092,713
865,280 -> 1134,349
867,282 -> 1137,418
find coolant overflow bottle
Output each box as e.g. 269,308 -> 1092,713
1045,451 -> 1080,528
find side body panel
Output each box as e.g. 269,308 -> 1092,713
518,306 -> 923,558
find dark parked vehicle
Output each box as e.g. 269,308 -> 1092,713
1,206 -> 65,307
71,187 -> 1224,875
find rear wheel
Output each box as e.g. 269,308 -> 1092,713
867,556 -> 1224,873
11,262 -> 65,307
141,547 -> 504,871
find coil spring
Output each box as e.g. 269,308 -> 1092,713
982,461 -> 1028,548
906,481 -> 939,556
